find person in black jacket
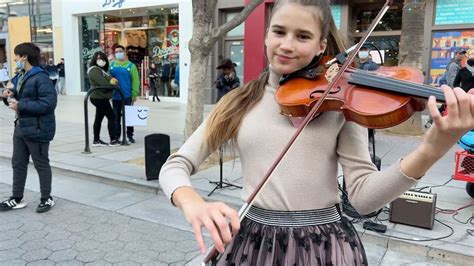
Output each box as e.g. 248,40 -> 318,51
0,43 -> 57,213
454,52 -> 474,93
215,58 -> 240,102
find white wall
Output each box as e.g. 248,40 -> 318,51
57,0 -> 192,103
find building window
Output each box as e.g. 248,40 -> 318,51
78,7 -> 180,97
355,3 -> 403,33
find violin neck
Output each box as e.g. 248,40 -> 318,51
349,70 -> 446,103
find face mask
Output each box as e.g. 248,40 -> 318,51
358,51 -> 369,59
97,59 -> 106,67
16,60 -> 25,70
115,52 -> 125,61
467,59 -> 474,67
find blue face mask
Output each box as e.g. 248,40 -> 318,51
115,52 -> 125,61
16,60 -> 25,70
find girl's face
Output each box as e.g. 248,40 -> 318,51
265,3 -> 326,75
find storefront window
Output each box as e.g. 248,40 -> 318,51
78,6 -> 179,97
79,15 -> 104,91
355,3 -> 403,33
147,7 -> 179,97
356,36 -> 400,66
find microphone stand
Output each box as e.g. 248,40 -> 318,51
208,147 -> 242,196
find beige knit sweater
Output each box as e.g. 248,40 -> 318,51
159,68 -> 418,214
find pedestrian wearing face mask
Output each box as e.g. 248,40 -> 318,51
109,44 -> 140,144
88,51 -> 120,147
358,46 -> 379,71
454,50 -> 474,93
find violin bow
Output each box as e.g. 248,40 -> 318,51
202,0 -> 393,264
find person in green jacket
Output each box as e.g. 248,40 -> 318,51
88,51 -> 120,146
110,45 -> 140,143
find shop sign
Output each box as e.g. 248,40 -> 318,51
82,47 -> 102,61
102,0 -> 125,9
435,0 -> 474,25
152,46 -> 179,59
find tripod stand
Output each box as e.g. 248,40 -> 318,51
208,147 -> 242,196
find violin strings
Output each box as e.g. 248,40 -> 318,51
350,72 -> 442,99
349,71 -> 445,102
351,71 -> 445,100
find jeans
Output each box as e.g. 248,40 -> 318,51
112,98 -> 134,140
90,98 -> 115,141
12,125 -> 52,200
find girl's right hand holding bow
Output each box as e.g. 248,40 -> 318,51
172,187 -> 240,254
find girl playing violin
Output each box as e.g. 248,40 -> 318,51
159,0 -> 474,265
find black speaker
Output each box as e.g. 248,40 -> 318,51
144,134 -> 170,180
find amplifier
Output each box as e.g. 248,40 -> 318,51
389,190 -> 436,229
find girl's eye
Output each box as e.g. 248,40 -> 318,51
273,30 -> 285,36
298,34 -> 311,40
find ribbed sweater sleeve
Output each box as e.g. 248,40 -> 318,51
159,121 -> 211,201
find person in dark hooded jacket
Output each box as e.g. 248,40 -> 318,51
0,42 -> 57,213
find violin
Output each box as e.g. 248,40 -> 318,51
276,63 -> 446,129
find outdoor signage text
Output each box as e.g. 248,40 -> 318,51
102,0 -> 125,9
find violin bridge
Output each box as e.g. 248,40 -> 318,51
325,64 -> 340,84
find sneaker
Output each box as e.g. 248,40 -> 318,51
92,140 -> 109,147
109,139 -> 120,146
0,197 -> 27,211
36,197 -> 54,213
128,136 -> 136,144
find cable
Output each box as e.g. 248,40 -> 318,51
412,177 -> 453,193
374,219 -> 454,242
337,176 -> 457,242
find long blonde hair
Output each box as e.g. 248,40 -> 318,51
204,0 -> 345,151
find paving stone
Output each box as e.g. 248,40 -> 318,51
55,260 -> 83,266
123,240 -> 154,252
149,240 -> 177,253
49,249 -> 79,262
113,261 -> 140,266
103,250 -> 134,263
64,223 -> 91,233
26,259 -> 55,265
97,240 -> 125,252
0,248 -> 25,262
0,238 -> 25,251
46,239 -> 75,251
0,230 -> 23,241
0,221 -> 24,231
117,231 -> 143,242
20,238 -> 50,251
2,259 -> 27,266
73,240 -> 101,252
92,231 -> 119,242
21,248 -> 52,262
19,221 -> 45,232
84,260 -> 112,266
129,250 -> 159,263
76,250 -> 106,263
44,230 -> 71,241
19,230 -> 49,242
158,250 -> 186,264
